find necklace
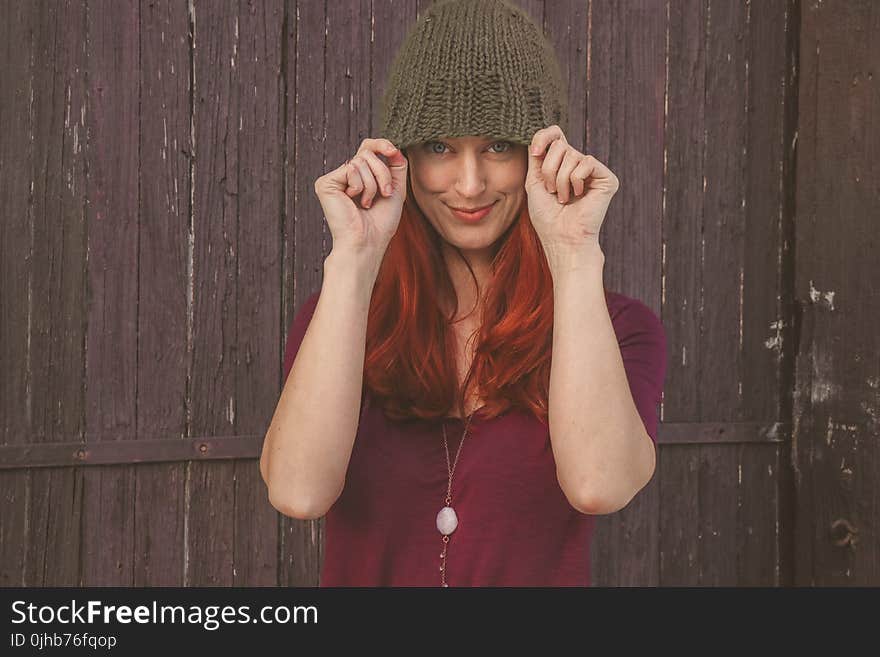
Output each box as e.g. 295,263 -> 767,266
437,408 -> 476,587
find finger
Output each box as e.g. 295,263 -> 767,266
556,150 -> 582,204
344,160 -> 365,198
571,167 -> 586,197
349,156 -> 377,208
586,155 -> 609,180
571,156 -> 593,196
358,149 -> 395,197
569,159 -> 597,200
360,139 -> 400,172
540,139 -> 567,194
573,155 -> 615,191
362,138 -> 399,159
528,124 -> 566,158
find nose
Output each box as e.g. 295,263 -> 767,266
453,153 -> 488,197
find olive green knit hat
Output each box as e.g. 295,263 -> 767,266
379,0 -> 569,153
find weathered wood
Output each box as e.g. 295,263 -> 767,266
653,0 -> 704,588
0,435 -> 265,469
279,0 -> 330,587
2,0 -> 876,589
655,0 -> 798,586
739,0 -> 799,587
188,0 -> 239,587
226,0 -> 286,589
588,0 -> 667,587
659,446 -> 700,585
80,0 -> 141,588
9,0 -> 91,587
793,0 -> 880,585
696,0 -> 750,587
0,0 -> 37,588
132,0 -> 192,586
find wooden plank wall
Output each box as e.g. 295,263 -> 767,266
574,0 -> 797,586
0,0 -> 875,587
793,1 -> 879,584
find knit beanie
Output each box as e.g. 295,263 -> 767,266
379,0 -> 569,153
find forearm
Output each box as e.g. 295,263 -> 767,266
546,244 -> 655,514
261,248 -> 380,519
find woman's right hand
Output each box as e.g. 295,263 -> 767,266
314,138 -> 408,258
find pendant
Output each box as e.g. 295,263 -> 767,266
436,506 -> 458,535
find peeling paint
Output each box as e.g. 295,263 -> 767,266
811,350 -> 841,403
808,279 -> 836,310
661,242 -> 666,306
738,267 -> 744,351
812,380 -> 840,403
860,400 -> 878,427
764,319 -> 785,351
826,416 -> 860,445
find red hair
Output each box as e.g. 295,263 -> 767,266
364,176 -> 567,425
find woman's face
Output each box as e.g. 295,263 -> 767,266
404,136 -> 528,259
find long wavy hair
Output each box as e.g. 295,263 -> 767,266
363,156 -> 604,426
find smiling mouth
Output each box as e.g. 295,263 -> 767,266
449,203 -> 495,212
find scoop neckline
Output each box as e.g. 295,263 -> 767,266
443,405 -> 487,423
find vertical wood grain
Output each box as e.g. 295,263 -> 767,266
587,0 -> 666,586
793,0 -> 879,585
232,0 -> 285,588
20,0 -> 88,587
187,0 -> 240,586
660,0 -> 705,585
81,0 -> 140,587
0,0 -> 38,587
133,0 -> 191,586
0,0 -> 875,589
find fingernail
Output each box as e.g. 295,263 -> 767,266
531,147 -> 540,155
384,185 -> 392,195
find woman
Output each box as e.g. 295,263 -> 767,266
261,0 -> 667,587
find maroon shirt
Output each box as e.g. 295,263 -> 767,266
281,288 -> 667,587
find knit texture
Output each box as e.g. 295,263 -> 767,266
379,0 -> 569,153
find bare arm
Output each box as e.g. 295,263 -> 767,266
261,248 -> 381,519
547,244 -> 657,515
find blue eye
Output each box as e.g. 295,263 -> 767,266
425,141 -> 511,155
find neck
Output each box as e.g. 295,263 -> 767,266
441,242 -> 493,322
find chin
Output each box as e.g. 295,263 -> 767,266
445,222 -> 508,249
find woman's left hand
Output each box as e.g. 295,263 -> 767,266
525,125 -> 619,253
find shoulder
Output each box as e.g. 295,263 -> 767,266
292,290 -> 321,324
603,289 -> 666,346
302,289 -> 321,312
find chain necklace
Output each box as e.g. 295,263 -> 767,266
437,408 -> 476,587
